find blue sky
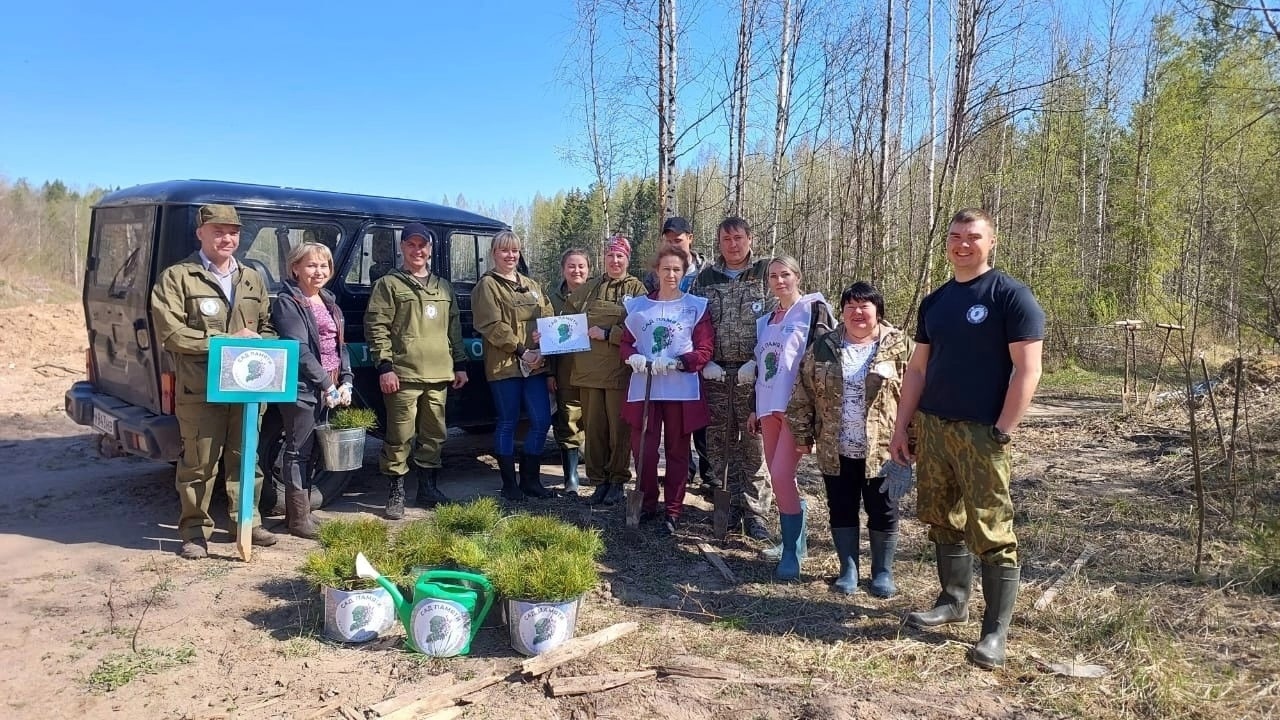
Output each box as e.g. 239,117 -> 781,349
0,1 -> 596,207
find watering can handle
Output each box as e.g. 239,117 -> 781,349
422,569 -> 493,643
421,569 -> 494,592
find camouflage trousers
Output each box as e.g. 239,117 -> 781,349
916,412 -> 1017,566
704,375 -> 772,521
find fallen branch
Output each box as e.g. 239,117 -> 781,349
301,696 -> 346,720
698,543 -> 738,585
548,670 -> 658,697
521,622 -> 639,677
1034,544 -> 1099,611
370,671 -> 510,719
654,655 -> 821,686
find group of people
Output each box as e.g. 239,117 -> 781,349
151,203 -> 1043,669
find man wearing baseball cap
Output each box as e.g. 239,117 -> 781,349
151,204 -> 276,559
365,222 -> 468,518
644,217 -> 714,493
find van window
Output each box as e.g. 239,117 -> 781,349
238,219 -> 342,289
344,226 -> 407,288
449,232 -> 492,284
91,206 -> 155,297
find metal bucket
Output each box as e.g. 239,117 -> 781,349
321,586 -> 397,643
315,424 -> 366,472
503,596 -> 582,656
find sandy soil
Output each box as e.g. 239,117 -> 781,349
1,302 -> 1268,720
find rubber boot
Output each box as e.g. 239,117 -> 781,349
602,483 -> 626,505
497,455 -> 523,501
588,482 -> 610,505
562,448 -> 581,492
867,530 -> 899,598
519,454 -> 553,498
283,456 -> 319,539
763,499 -> 808,562
830,526 -> 860,594
385,475 -> 406,520
970,564 -> 1020,669
905,543 -> 973,628
775,512 -> 804,581
414,466 -> 450,508
285,486 -> 319,539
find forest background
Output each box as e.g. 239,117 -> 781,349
2,0 -> 1278,363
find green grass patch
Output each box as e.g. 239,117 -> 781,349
1039,361 -> 1123,396
87,646 -> 195,692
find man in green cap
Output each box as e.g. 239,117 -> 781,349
365,222 -> 468,519
150,204 -> 277,560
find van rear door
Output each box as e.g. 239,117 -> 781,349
84,205 -> 162,413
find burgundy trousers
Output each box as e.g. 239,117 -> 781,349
629,400 -> 692,519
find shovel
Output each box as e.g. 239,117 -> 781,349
625,361 -> 653,529
712,376 -> 734,540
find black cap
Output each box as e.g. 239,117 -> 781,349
401,222 -> 431,244
661,216 -> 692,235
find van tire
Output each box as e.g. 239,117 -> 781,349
257,406 -> 354,515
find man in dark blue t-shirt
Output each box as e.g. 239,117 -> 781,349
888,208 -> 1044,670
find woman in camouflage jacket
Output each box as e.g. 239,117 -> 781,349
787,281 -> 912,598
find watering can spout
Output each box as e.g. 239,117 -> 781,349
354,552 -> 409,622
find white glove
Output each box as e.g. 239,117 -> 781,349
652,357 -> 678,375
737,360 -> 757,386
323,386 -> 342,408
701,361 -> 726,382
626,354 -> 650,374
878,460 -> 916,502
337,382 -> 353,406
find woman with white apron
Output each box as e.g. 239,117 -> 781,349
620,245 -> 715,535
745,256 -> 834,580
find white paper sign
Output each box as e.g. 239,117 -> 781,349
537,314 -> 591,355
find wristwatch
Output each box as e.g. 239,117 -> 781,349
990,426 -> 1012,445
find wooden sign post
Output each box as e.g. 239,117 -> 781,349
206,337 -> 299,561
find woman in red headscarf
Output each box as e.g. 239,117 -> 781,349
565,235 -> 648,505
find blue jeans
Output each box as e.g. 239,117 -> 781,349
489,376 -> 551,457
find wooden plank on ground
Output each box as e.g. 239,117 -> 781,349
370,671 -> 509,719
520,622 -> 640,677
654,655 -> 820,686
548,670 -> 658,697
697,543 -> 738,585
1034,543 -> 1099,611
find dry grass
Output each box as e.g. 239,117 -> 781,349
543,384 -> 1280,720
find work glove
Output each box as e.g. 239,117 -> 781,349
337,382 -> 353,406
879,460 -> 916,502
652,357 -> 678,375
737,360 -> 757,386
323,386 -> 342,408
701,361 -> 726,382
626,354 -> 650,374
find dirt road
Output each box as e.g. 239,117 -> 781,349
2,303 -> 1271,720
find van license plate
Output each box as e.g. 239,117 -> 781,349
93,408 -> 117,436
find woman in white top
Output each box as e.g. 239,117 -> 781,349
745,255 -> 833,580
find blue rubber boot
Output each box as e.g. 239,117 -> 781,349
775,512 -> 804,581
762,498 -> 808,562
830,526 -> 860,594
868,530 -> 899,598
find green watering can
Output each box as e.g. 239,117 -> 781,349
355,553 -> 494,657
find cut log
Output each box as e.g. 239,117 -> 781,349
548,670 -> 658,697
697,543 -> 738,585
1034,543 -> 1099,611
371,671 -> 509,719
520,622 -> 640,677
